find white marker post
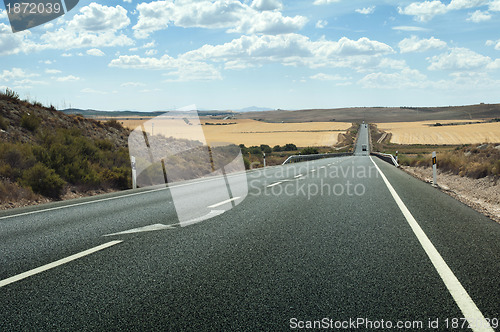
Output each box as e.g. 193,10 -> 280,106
131,156 -> 137,189
432,151 -> 437,187
263,152 -> 266,167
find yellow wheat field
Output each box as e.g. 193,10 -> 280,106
377,120 -> 500,145
121,118 -> 351,147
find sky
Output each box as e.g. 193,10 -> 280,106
0,0 -> 500,111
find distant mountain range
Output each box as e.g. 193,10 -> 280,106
60,106 -> 274,118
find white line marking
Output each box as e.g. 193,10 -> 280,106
311,169 -> 316,172
0,241 -> 123,288
104,224 -> 175,237
208,197 -> 241,208
370,157 -> 493,332
320,166 -> 326,169
180,210 -> 225,227
294,174 -> 303,178
266,182 -> 282,188
0,188 -> 168,221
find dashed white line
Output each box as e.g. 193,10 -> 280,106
208,197 -> 241,208
267,182 -> 283,188
370,157 -> 493,332
180,210 -> 225,227
0,241 -> 123,288
104,224 -> 175,237
294,174 -> 303,178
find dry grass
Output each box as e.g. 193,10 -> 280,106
121,118 -> 351,147
377,120 -> 500,145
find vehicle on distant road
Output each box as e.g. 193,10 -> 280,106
362,144 -> 367,151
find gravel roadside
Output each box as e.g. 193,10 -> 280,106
402,166 -> 500,224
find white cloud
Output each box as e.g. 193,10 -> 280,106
142,41 -> 157,49
447,0 -> 488,10
55,75 -> 80,82
466,10 -> 491,22
392,26 -> 429,31
123,0 -> 132,3
490,0 -> 500,11
68,3 -> 130,32
251,0 -> 283,11
132,0 -> 307,38
487,59 -> 500,69
38,3 -> 133,50
399,0 -> 490,21
313,0 -> 340,5
399,36 -> 447,53
87,48 -> 106,56
315,20 -> 327,28
145,49 -> 158,56
310,73 -> 348,81
121,82 -> 146,87
45,69 -> 62,74
428,47 -> 492,70
0,68 -> 38,82
183,34 -> 393,66
0,9 -> 8,21
110,31 -> 396,81
398,1 -> 448,22
0,23 -> 37,56
359,68 -> 428,89
41,30 -> 133,50
229,11 -> 307,35
486,39 -> 500,50
109,55 -> 222,82
81,88 -> 108,94
356,6 -> 375,15
61,53 -> 73,57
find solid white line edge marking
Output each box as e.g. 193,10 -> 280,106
370,157 -> 493,332
266,182 -> 283,188
0,241 -> 123,288
208,197 -> 241,208
104,224 -> 175,237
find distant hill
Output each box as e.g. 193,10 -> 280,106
61,108 -> 237,118
235,106 -> 274,113
236,104 -> 500,123
0,90 -> 132,208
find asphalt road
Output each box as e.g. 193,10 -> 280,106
0,125 -> 499,331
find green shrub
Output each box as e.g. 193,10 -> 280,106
284,143 -> 297,151
0,116 -> 7,130
96,139 -> 114,151
0,143 -> 36,180
260,144 -> 272,153
248,146 -> 262,154
300,147 -> 319,155
0,88 -> 20,101
272,145 -> 282,152
21,163 -> 65,198
106,119 -> 124,130
20,113 -> 41,131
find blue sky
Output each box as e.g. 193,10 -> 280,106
1,0 -> 500,111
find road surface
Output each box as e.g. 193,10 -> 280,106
0,124 -> 498,330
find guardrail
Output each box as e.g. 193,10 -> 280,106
370,152 -> 399,167
282,152 -> 353,165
